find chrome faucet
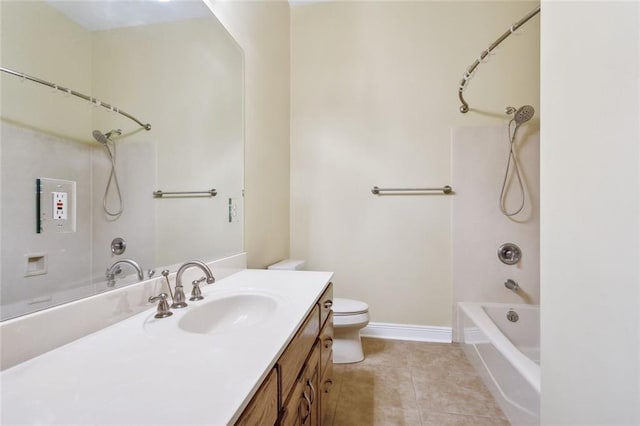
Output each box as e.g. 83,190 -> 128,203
505,279 -> 520,292
106,258 -> 144,287
171,261 -> 215,307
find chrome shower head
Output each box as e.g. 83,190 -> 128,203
92,129 -> 122,144
514,105 -> 535,125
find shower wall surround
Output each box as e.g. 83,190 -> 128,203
1,124 -> 94,318
0,122 -> 157,318
451,125 -> 540,338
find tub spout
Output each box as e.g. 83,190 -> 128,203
505,279 -> 519,292
106,258 -> 144,287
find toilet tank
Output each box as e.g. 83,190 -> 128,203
267,259 -> 306,270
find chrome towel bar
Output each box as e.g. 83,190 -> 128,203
153,189 -> 217,198
371,186 -> 453,195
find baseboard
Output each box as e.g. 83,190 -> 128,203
360,322 -> 452,343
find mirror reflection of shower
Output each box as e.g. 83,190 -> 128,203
499,105 -> 535,217
92,129 -> 123,220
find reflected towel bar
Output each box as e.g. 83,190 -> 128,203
371,186 -> 453,195
153,189 -> 217,198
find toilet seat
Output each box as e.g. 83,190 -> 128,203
333,298 -> 369,316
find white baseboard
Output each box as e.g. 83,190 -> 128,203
360,322 -> 452,343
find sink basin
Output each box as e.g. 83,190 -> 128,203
177,293 -> 279,335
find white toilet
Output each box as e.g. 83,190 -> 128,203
267,260 -> 370,364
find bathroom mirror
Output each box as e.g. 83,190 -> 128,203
0,0 -> 244,320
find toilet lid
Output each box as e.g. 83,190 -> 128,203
333,298 -> 369,315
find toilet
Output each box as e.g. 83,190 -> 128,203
267,260 -> 370,364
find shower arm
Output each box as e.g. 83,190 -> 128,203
0,66 -> 152,131
457,6 -> 540,114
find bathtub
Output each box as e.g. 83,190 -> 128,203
458,302 -> 540,425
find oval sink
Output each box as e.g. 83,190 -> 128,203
177,293 -> 279,335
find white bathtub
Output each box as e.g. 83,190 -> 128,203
458,302 -> 540,425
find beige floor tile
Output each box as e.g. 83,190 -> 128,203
412,371 -> 505,419
359,338 -> 413,367
420,410 -> 510,426
330,338 -> 508,425
333,404 -> 422,426
338,364 -> 417,409
406,343 -> 476,378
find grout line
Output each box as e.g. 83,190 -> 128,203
409,369 -> 426,426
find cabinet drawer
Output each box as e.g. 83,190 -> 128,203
318,283 -> 333,327
319,312 -> 333,376
235,368 -> 278,426
279,305 -> 320,398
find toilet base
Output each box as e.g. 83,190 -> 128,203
333,327 -> 365,364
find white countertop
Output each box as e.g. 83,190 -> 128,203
0,269 -> 333,425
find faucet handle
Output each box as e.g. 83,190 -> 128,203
148,293 -> 172,318
190,277 -> 206,301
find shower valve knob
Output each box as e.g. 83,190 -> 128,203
498,243 -> 522,265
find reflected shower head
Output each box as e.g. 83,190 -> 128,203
514,105 -> 535,125
92,129 -> 122,144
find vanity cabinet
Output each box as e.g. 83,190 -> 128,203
235,282 -> 334,426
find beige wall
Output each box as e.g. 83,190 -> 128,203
290,1 -> 539,326
0,1 -> 92,140
540,1 -> 639,423
205,0 -> 291,269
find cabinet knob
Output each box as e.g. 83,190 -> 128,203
323,337 -> 333,349
323,379 -> 334,393
323,300 -> 333,309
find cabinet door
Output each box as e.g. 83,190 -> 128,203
280,306 -> 320,397
319,312 -> 333,377
236,368 -> 278,426
307,362 -> 319,426
280,343 -> 321,426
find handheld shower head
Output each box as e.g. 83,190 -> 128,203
92,130 -> 109,145
514,105 -> 535,125
92,129 -> 122,145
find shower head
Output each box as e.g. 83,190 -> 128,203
514,105 -> 535,125
92,129 -> 122,144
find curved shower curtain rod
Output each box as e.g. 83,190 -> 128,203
1,65 -> 152,130
457,6 -> 541,114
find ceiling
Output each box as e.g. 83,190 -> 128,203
44,0 -> 212,31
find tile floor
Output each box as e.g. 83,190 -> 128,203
324,338 -> 509,426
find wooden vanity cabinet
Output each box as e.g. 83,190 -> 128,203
235,283 -> 334,426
